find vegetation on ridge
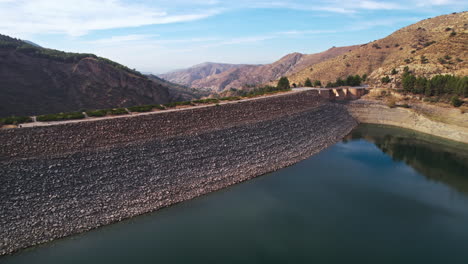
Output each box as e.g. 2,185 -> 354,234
0,34 -> 146,78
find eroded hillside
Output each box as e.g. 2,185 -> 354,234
286,12 -> 467,87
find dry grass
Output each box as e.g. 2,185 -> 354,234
285,12 -> 467,87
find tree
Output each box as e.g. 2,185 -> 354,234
313,80 -> 322,87
414,77 -> 427,94
362,74 -> 368,81
277,77 -> 290,89
351,75 -> 362,86
304,78 -> 313,87
335,78 -> 345,87
381,76 -> 391,84
402,74 -> 416,92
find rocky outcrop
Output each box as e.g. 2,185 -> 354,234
0,90 -> 358,256
346,99 -> 468,143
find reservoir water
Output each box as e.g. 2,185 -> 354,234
3,124 -> 468,264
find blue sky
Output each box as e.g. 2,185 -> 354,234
0,0 -> 466,73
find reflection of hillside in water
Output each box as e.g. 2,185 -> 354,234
346,124 -> 468,195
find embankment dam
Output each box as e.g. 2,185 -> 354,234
0,90 -> 358,255
1,89 -> 467,256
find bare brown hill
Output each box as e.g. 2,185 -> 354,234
0,34 -> 194,117
188,45 -> 359,91
286,12 -> 467,87
159,62 -> 253,87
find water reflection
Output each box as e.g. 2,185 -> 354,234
2,124 -> 468,264
345,124 -> 468,194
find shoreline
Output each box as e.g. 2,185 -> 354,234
1,90 -> 466,256
0,90 -> 357,256
346,99 -> 468,144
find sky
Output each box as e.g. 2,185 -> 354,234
0,0 -> 466,73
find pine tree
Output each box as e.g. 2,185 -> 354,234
277,77 -> 290,89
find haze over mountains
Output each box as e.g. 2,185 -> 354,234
160,46 -> 359,91
160,12 -> 466,92
159,62 -> 255,88
0,35 -> 196,117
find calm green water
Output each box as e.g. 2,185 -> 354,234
3,124 -> 468,264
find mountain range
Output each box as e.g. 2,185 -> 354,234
160,12 -> 467,92
0,12 -> 466,117
160,46 -> 359,91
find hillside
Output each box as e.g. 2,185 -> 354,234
0,34 -> 193,117
185,46 -> 359,91
286,12 -> 467,87
147,74 -> 210,101
159,62 -> 253,87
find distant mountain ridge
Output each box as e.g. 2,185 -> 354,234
162,46 -> 359,91
0,34 -> 195,117
159,62 -> 255,87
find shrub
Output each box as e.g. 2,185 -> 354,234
451,96 -> 463,107
192,98 -> 220,104
420,55 -> 429,64
450,31 -> 457,37
398,104 -> 411,108
423,97 -> 440,103
391,68 -> 398,75
108,108 -> 128,115
0,115 -> 32,125
152,104 -> 166,110
37,112 -> 85,122
220,96 -> 242,101
381,76 -> 391,84
164,101 -> 193,108
86,109 -> 108,117
438,58 -> 447,64
423,41 -> 436,47
127,105 -> 153,112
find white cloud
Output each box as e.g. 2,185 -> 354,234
86,34 -> 158,45
358,1 -> 404,10
346,17 -> 422,31
0,0 -> 221,37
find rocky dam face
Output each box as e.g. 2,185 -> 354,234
0,90 -> 358,255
